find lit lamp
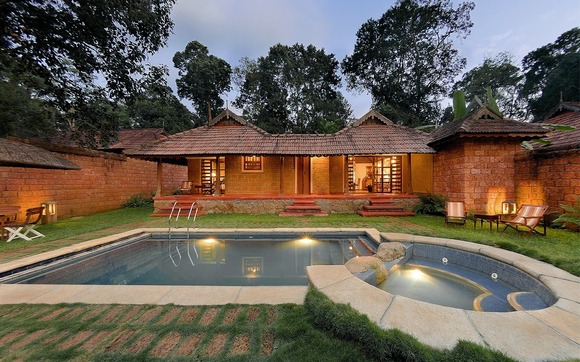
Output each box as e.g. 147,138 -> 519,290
41,201 -> 57,224
501,201 -> 517,216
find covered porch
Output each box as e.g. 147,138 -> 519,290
125,109 -> 436,216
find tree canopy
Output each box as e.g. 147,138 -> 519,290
173,41 -> 232,121
128,66 -> 198,134
234,43 -> 352,134
342,0 -> 474,127
522,27 -> 580,120
0,0 -> 175,146
453,53 -> 526,119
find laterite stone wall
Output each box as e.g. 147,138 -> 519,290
0,147 -> 186,220
433,138 -> 522,214
515,150 -> 580,216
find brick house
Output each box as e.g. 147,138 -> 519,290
515,102 -> 580,220
429,107 -> 548,214
126,109 -> 438,214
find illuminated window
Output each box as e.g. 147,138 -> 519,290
243,156 -> 262,171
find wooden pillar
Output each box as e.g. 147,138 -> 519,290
156,160 -> 163,197
279,156 -> 285,195
407,153 -> 413,194
215,156 -> 221,196
344,155 -> 349,194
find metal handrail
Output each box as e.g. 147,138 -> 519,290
168,201 -> 198,266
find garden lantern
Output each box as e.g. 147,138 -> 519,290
41,201 -> 57,224
501,200 -> 517,215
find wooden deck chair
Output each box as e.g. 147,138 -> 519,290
179,180 -> 193,194
445,201 -> 467,226
4,206 -> 45,242
501,204 -> 549,237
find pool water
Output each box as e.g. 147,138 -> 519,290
3,233 -> 362,286
378,265 -> 486,310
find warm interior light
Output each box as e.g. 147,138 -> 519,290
203,238 -> 216,244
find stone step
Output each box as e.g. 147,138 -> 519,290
357,210 -> 415,217
278,211 -> 328,217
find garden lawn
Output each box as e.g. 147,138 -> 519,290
0,206 -> 576,361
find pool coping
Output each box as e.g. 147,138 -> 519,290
0,228 -> 578,361
307,232 -> 580,362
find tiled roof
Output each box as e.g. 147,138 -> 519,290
429,107 -> 549,147
535,110 -> 580,152
106,128 -> 167,151
126,109 -> 436,157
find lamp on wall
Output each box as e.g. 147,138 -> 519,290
41,201 -> 57,224
501,201 -> 517,215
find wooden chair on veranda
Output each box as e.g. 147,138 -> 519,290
445,201 -> 467,226
3,206 -> 45,242
501,204 -> 549,237
179,181 -> 193,194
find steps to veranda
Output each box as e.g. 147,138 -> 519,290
357,197 -> 415,217
279,198 -> 328,216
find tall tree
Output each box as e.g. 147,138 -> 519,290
342,0 -> 474,127
130,66 -> 197,134
0,0 -> 176,145
453,53 -> 527,119
522,27 -> 580,120
173,41 -> 232,121
234,43 -> 352,134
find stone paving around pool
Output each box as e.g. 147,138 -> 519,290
0,228 -> 578,362
307,232 -> 580,362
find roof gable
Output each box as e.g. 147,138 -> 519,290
429,106 -> 549,147
350,109 -> 395,127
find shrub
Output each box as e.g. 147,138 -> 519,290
413,194 -> 446,216
551,196 -> 580,231
122,193 -> 153,208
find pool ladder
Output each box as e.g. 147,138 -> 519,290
168,201 -> 199,266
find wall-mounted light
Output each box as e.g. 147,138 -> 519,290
501,201 -> 517,215
41,201 -> 57,224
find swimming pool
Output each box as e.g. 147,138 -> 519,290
0,232 -> 372,286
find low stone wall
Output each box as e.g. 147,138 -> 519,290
155,196 -> 419,215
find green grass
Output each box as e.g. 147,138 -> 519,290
0,292 -> 519,362
0,207 -> 578,361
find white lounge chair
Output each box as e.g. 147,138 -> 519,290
4,206 -> 45,242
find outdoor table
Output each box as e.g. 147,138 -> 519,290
473,213 -> 500,231
0,205 -> 21,240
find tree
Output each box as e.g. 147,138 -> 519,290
234,43 -> 352,134
522,27 -> 580,120
173,41 -> 232,121
453,53 -> 527,119
129,66 -> 197,134
342,0 -> 474,127
0,0 -> 175,145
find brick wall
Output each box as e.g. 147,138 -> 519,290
0,149 -> 186,220
515,150 -> 580,215
226,156 -> 284,194
433,138 -> 521,214
311,157 -> 330,194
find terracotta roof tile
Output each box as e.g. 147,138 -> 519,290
429,107 -> 549,147
536,110 -> 580,152
106,128 -> 166,151
126,110 -> 436,158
